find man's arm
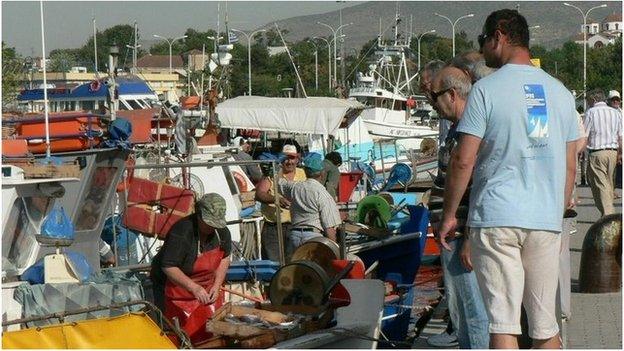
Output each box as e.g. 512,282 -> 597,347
255,178 -> 274,203
564,141 -> 577,213
438,134 -> 482,250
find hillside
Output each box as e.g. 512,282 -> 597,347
265,1 -> 621,50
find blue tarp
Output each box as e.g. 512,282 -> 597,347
18,75 -> 155,101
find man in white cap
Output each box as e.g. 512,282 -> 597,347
255,144 -> 306,261
607,90 -> 621,111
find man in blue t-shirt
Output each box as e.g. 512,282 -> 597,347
437,9 -> 579,349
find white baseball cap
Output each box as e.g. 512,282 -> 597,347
608,90 -> 621,100
282,144 -> 298,156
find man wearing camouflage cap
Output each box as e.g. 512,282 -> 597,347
278,155 -> 342,253
151,193 -> 232,345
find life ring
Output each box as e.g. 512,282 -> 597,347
116,158 -> 135,192
89,80 -> 101,92
232,171 -> 248,193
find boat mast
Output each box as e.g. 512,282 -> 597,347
39,0 -> 51,158
92,13 -> 98,74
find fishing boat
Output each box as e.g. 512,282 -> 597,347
348,9 -> 438,154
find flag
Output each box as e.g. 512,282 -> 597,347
228,31 -> 239,44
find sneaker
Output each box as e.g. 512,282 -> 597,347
427,330 -> 458,348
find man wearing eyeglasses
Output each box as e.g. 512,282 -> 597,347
428,65 -> 490,349
438,9 -> 579,349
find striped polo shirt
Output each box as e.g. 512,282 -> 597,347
583,101 -> 623,150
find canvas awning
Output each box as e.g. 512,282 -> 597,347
216,96 -> 364,136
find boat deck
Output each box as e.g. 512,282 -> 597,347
412,185 -> 622,349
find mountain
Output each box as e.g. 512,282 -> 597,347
263,1 -> 621,50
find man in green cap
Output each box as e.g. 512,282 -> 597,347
279,155 -> 343,253
151,193 -> 232,345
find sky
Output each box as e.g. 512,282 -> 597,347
2,0 -> 363,56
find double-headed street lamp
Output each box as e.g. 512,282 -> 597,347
416,30 -> 436,71
307,39 -> 319,91
314,36 -> 332,90
318,21 -> 352,87
563,2 -> 607,112
434,13 -> 474,56
231,28 -> 266,96
153,34 -> 188,74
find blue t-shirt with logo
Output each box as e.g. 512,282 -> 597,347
457,64 -> 579,232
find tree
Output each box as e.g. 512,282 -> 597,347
79,24 -> 139,72
48,49 -> 78,72
2,42 -> 24,110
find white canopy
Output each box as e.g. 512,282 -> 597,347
216,96 -> 364,136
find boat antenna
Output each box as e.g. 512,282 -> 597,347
378,18 -> 382,46
274,23 -> 307,98
40,0 -> 51,158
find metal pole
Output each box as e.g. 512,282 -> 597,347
315,49 -> 318,91
379,142 -> 386,181
40,0 -> 51,158
417,30 -> 435,72
92,16 -> 98,73
169,40 -> 172,74
563,3 -> 607,112
247,35 -> 252,95
271,163 -> 285,266
435,13 -> 473,57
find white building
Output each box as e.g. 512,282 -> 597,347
574,12 -> 622,48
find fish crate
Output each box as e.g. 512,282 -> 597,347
204,303 -> 333,348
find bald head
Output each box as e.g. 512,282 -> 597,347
431,66 -> 472,122
432,66 -> 472,99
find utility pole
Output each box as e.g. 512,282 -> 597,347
339,8 -> 345,87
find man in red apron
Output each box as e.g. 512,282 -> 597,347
151,193 -> 231,345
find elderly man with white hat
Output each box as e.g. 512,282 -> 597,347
607,90 -> 621,111
255,144 -> 306,261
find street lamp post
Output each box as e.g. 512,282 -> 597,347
314,36 -> 332,90
307,40 -> 319,91
232,28 -> 266,96
434,12 -> 474,56
153,34 -> 188,74
318,21 -> 352,87
416,30 -> 436,71
563,2 -> 607,112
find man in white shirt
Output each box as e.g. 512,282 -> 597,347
279,156 -> 342,253
607,90 -> 622,111
584,88 -> 623,216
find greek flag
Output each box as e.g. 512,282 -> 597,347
228,31 -> 239,43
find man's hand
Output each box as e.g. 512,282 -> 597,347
436,216 -> 457,251
460,238 -> 473,271
207,283 -> 221,304
192,285 -> 211,305
278,196 -> 291,209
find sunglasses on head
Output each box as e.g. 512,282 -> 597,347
430,88 -> 452,103
478,33 -> 489,48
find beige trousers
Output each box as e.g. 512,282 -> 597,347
587,150 -> 618,216
470,227 -> 561,340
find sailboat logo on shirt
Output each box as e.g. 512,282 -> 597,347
524,84 -> 549,139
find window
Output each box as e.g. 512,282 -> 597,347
75,167 -> 117,231
127,99 -> 143,110
2,197 -> 53,275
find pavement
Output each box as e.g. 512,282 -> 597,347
566,185 -> 621,349
412,185 -> 622,349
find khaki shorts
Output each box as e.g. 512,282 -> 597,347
469,227 -> 561,340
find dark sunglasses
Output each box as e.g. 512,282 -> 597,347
478,33 -> 489,48
430,88 -> 452,103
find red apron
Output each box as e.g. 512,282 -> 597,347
164,247 -> 225,345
